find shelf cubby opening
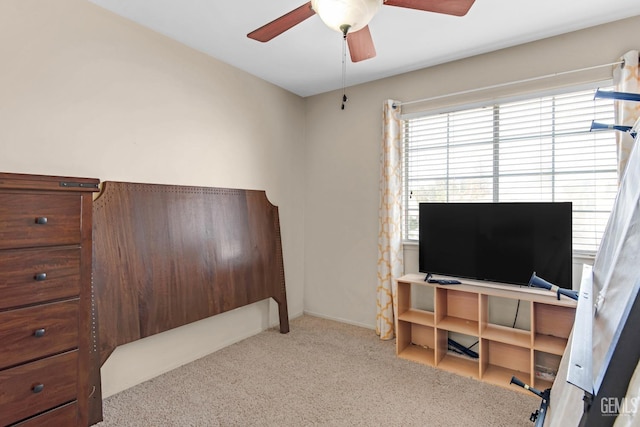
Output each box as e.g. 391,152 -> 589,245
436,330 -> 479,379
486,295 -> 531,330
480,339 -> 531,391
480,295 -> 532,348
396,321 -> 435,366
533,302 -> 575,354
534,350 -> 561,390
396,281 -> 412,319
436,288 -> 479,336
412,283 -> 435,312
397,280 -> 434,327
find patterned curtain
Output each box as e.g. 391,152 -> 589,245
376,100 -> 403,340
613,50 -> 640,176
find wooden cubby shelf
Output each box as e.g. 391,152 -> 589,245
482,324 -> 530,348
397,308 -> 435,327
396,274 -> 577,394
438,354 -> 479,379
437,317 -> 479,335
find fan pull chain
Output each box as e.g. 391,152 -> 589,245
341,32 -> 348,110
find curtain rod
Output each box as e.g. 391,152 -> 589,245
394,60 -> 624,109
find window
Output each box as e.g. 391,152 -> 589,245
403,86 -> 618,254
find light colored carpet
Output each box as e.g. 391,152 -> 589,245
97,315 -> 539,426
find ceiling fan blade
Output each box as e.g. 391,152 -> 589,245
347,26 -> 376,62
384,0 -> 476,16
247,2 -> 315,42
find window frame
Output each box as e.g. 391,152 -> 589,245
400,81 -> 617,257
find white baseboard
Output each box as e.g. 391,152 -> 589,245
302,310 -> 375,330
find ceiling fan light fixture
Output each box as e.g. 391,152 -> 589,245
311,0 -> 382,34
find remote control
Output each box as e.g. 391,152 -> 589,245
428,279 -> 462,285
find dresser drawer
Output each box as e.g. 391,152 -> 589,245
0,194 -> 81,250
0,247 -> 81,310
0,350 -> 78,426
0,300 -> 79,370
10,401 -> 77,427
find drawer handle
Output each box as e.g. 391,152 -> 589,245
34,272 -> 47,281
34,328 -> 46,338
32,383 -> 44,393
35,217 -> 48,225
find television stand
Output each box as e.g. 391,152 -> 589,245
395,274 -> 576,393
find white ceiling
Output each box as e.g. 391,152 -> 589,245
88,0 -> 640,97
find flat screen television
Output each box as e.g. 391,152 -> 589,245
419,202 -> 572,289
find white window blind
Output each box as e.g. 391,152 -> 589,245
403,86 -> 618,254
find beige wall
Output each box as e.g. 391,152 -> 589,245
303,16 -> 640,327
2,0 -> 639,400
0,0 -> 306,397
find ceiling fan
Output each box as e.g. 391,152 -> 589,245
247,0 -> 476,63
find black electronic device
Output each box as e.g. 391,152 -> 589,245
427,279 -> 462,285
419,202 -> 572,289
448,338 -> 478,358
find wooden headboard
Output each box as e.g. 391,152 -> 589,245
89,181 -> 289,423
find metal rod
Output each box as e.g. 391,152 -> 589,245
590,121 -> 633,133
594,89 -> 640,102
394,61 -> 624,108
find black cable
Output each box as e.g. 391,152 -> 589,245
512,299 -> 521,328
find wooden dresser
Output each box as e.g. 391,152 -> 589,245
0,173 -> 99,426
